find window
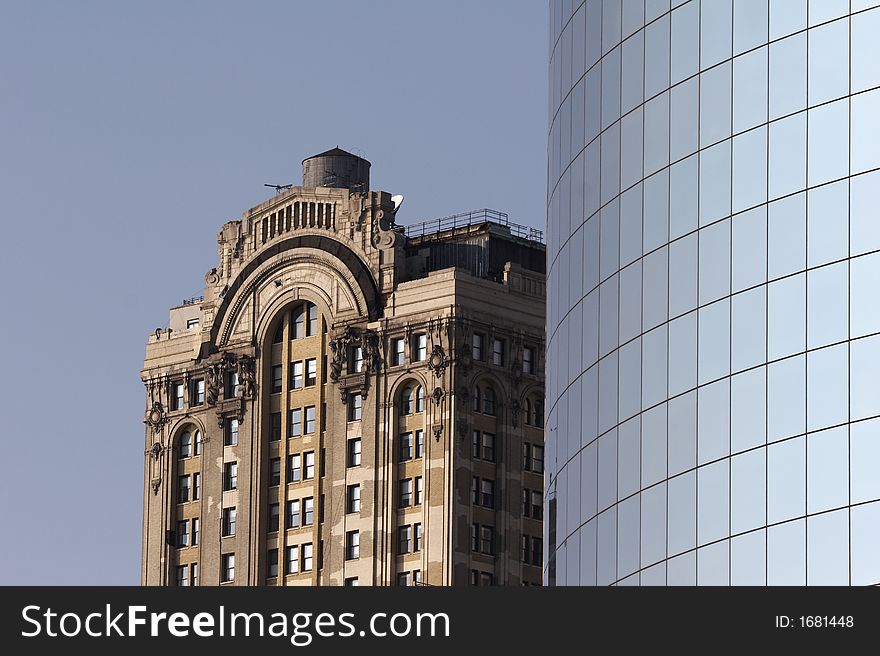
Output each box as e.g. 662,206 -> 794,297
192,379 -> 205,405
304,451 -> 315,479
531,491 -> 543,520
398,525 -> 413,554
416,386 -> 425,412
269,458 -> 281,486
398,432 -> 415,462
193,472 -> 200,500
483,387 -> 496,416
190,563 -> 199,586
413,569 -> 422,585
177,520 -> 189,547
349,394 -> 362,421
346,531 -> 360,560
392,338 -> 405,366
194,430 -> 202,456
344,577 -> 359,586
523,346 -> 535,374
305,406 -> 316,434
178,475 -> 191,503
267,549 -> 278,578
481,479 -> 495,508
289,408 -> 302,437
221,553 -> 235,583
398,572 -> 412,587
305,358 -> 317,386
472,386 -> 481,412
532,446 -> 544,473
522,535 -> 530,563
415,430 -> 424,458
472,477 -> 480,505
532,400 -> 544,428
348,438 -> 362,467
400,479 -> 413,508
480,525 -> 494,554
273,321 -> 284,344
347,484 -> 361,514
271,366 -> 282,394
303,497 -> 314,526
531,537 -> 543,566
179,431 -> 192,458
177,565 -> 189,586
286,500 -> 300,529
492,338 -> 505,366
224,462 -> 237,491
270,412 -> 281,442
228,371 -> 240,398
192,518 -> 200,545
186,317 -> 200,330
400,387 -> 414,416
472,333 -> 484,360
352,346 -> 363,373
293,305 -> 305,339
291,361 -> 304,389
472,431 -> 481,459
224,418 -> 238,447
306,303 -> 318,336
268,503 -> 279,532
414,523 -> 423,551
525,400 -> 533,426
414,333 -> 427,361
414,477 -> 423,505
288,454 -> 301,482
286,545 -> 299,575
482,432 -> 496,462
172,382 -> 184,410
222,507 -> 236,536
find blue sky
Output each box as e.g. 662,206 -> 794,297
0,1 -> 547,584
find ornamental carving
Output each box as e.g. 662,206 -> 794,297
329,326 -> 379,402
237,355 -> 256,399
427,344 -> 448,379
432,423 -> 444,442
510,399 -> 521,429
432,386 -> 445,406
151,478 -> 161,495
149,442 -> 163,461
145,401 -> 168,434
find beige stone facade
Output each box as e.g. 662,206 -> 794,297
141,149 -> 545,586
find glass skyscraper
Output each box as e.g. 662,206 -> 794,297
546,0 -> 880,585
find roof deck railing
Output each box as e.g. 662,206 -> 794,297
403,208 -> 544,244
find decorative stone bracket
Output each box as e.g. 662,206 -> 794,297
144,402 -> 168,435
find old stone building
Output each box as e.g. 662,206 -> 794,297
140,148 -> 546,586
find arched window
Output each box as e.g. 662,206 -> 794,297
472,386 -> 481,412
483,386 -> 496,416
416,386 -> 425,412
306,303 -> 318,336
193,429 -> 202,455
400,386 -> 414,416
272,321 -> 284,344
292,305 -> 306,339
524,399 -> 533,426
532,398 -> 544,428
179,430 -> 192,458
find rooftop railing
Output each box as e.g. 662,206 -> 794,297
403,208 -> 544,243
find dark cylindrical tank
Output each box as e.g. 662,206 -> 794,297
302,147 -> 371,192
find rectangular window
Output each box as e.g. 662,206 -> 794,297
221,553 -> 235,583
224,418 -> 238,447
286,545 -> 299,575
319,494 -> 325,524
472,333 -> 484,360
532,446 -> 545,474
179,432 -> 192,458
348,438 -> 362,467
268,503 -> 279,532
523,488 -> 531,517
480,525 -> 494,554
392,338 -> 405,365
399,432 -> 414,462
414,476 -> 423,505
414,523 -> 423,552
398,572 -> 412,587
193,472 -> 200,500
345,577 -> 359,586
482,432 -> 496,462
177,565 -> 188,586
346,530 -> 360,560
305,406 -> 316,434
522,534 -> 530,563
415,430 -> 424,458
302,542 -> 314,572
399,479 -> 413,508
269,458 -> 281,486
523,346 -> 535,374
471,524 -> 480,552
349,394 -> 362,421
288,454 -> 301,482
413,569 -> 422,585
481,572 -> 493,586
472,431 -> 481,459
347,484 -> 361,514
228,371 -> 240,398
398,525 -> 413,554
352,346 -> 363,373
306,303 -> 318,336
414,333 -> 427,361
492,338 -> 505,366
320,448 -> 326,478
222,507 -> 236,536
270,412 -> 281,442
224,462 -> 237,491
178,475 -> 191,503
271,365 -> 282,394
303,497 -> 314,526
172,382 -> 184,410
293,306 -> 305,339
177,520 -> 189,547
481,479 -> 495,509
286,500 -> 300,529
291,361 -> 304,389
267,549 -> 278,578
192,518 -> 200,545
190,563 -> 199,586
194,430 -> 202,456
192,379 -> 205,406
304,451 -> 315,479
472,477 -> 480,505
186,317 -> 200,330
531,537 -> 543,566
289,408 -> 302,437
305,358 -> 317,386
531,490 -> 543,520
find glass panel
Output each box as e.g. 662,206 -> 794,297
851,253 -> 880,338
598,428 -> 618,512
579,519 -> 598,585
668,471 -> 697,556
806,509 -> 849,585
644,13 -> 670,98
641,483 -> 667,568
851,88 -> 880,175
807,98 -> 849,187
670,77 -> 699,161
667,551 -> 696,585
699,219 -> 731,304
701,0 -> 733,69
642,325 -> 668,409
807,262 -> 848,349
851,418 -> 880,504
768,519 -> 806,585
602,0 -> 622,55
600,198 -> 620,282
620,108 -> 643,191
617,495 -> 641,578
644,92 -> 670,176
808,17 -> 849,107
586,0 -> 602,69
583,289 -> 599,369
807,180 -> 848,268
768,436 -> 806,523
851,8 -> 880,93
699,62 -> 732,148
770,0 -> 806,40
697,460 -> 729,546
584,213 -> 600,292
733,0 -> 768,55
808,0 -> 849,26
621,30 -> 644,114
643,169 -> 669,253
580,440 -> 598,522
668,311 -> 697,396
767,355 -> 806,442
697,377 -> 730,464
767,273 -> 806,360
622,0 -> 645,39
618,339 -> 641,422
642,247 -> 668,331
731,366 -> 767,453
767,192 -> 806,280
597,507 -> 617,586
601,47 -> 622,131
731,448 -> 766,534
733,47 -> 768,133
732,126 -> 767,214
697,540 -> 729,585
620,185 -> 642,267
731,285 -> 766,373
731,529 -> 766,585
585,67 -> 602,145
806,345 -> 848,433
851,170 -> 880,257
768,111 -> 807,200
769,32 -> 807,120
698,299 -> 731,385
668,390 -> 697,476
806,425 -> 848,514
851,335 -> 880,420
699,140 -> 732,226
670,154 -> 699,239
851,501 -> 880,586
669,234 -> 698,317
731,206 -> 767,292
642,403 -> 668,487
599,275 -> 618,358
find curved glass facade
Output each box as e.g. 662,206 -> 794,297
546,0 -> 880,585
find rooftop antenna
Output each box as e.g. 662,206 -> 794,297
264,183 -> 293,195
